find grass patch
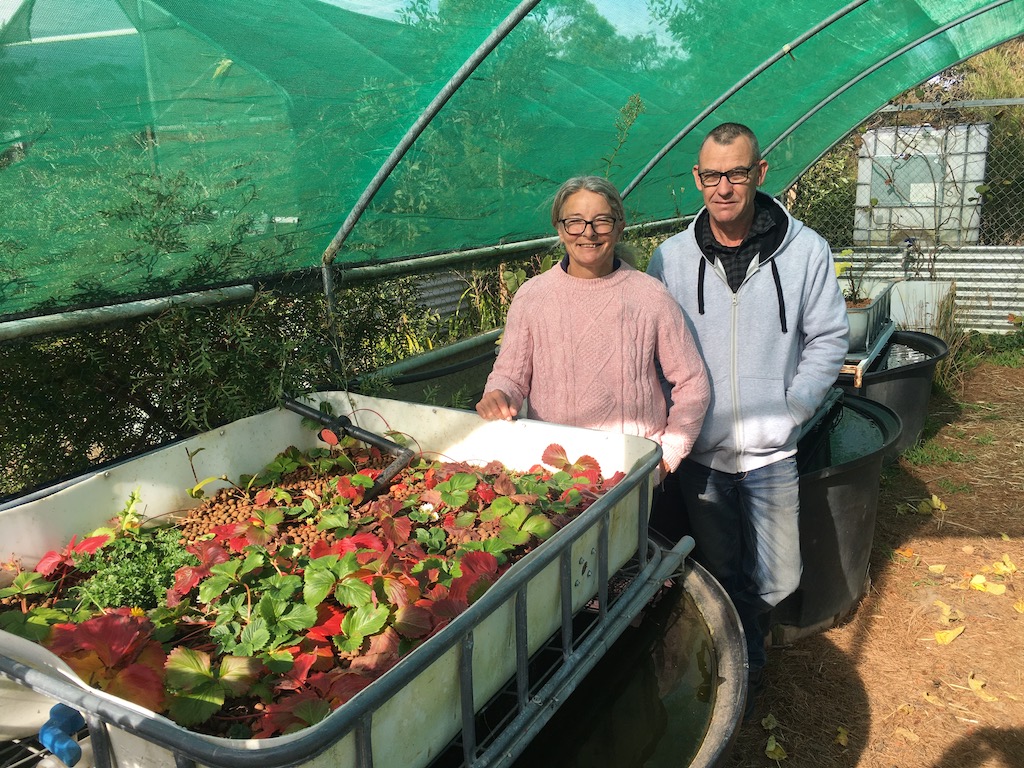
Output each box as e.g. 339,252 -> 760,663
989,349 -> 1024,368
902,441 -> 973,466
974,433 -> 995,446
937,478 -> 973,495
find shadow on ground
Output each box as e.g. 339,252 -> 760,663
930,727 -> 1024,767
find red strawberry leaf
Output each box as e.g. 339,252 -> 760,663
393,605 -> 433,638
379,515 -> 412,546
541,443 -> 570,470
570,454 -> 601,475
106,663 -> 166,712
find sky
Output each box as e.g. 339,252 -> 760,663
0,1 -> 657,41
324,0 -> 658,38
0,0 -> 25,27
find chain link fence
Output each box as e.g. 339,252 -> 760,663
787,100 -> 1024,334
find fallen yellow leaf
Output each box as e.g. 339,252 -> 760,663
894,726 -> 920,743
970,574 -> 988,591
1000,533 -> 1011,541
968,672 -> 998,702
835,726 -> 849,746
929,494 -> 947,511
760,713 -> 779,731
993,554 -> 1016,575
935,625 -> 965,645
764,735 -> 788,761
985,582 -> 1007,596
935,602 -> 964,624
1013,599 -> 1024,614
917,500 -> 933,515
922,691 -> 945,707
928,564 -> 947,574
894,547 -> 915,558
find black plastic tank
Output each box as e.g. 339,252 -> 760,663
771,393 -> 901,642
837,330 -> 948,464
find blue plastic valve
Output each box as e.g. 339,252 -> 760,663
38,703 -> 86,767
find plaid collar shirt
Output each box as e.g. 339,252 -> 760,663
697,201 -> 777,293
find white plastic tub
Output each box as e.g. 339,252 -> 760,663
847,280 -> 893,354
0,392 -> 662,768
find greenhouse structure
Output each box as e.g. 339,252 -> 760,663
2,2 -> 1024,768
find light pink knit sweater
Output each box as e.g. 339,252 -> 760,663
484,262 -> 710,471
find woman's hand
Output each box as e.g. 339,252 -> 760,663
476,390 -> 518,421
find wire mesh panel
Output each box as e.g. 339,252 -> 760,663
787,98 -> 1024,334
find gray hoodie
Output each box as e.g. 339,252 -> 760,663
647,194 -> 849,473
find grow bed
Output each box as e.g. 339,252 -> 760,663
0,393 -> 684,768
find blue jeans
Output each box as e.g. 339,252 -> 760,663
678,456 -> 801,673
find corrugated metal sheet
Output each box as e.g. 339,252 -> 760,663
416,271 -> 471,320
837,246 -> 1024,334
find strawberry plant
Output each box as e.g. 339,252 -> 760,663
0,434 -> 623,741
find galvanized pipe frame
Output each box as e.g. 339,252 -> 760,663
0,285 -> 256,342
465,534 -> 695,768
762,0 -> 1021,159
620,0 -> 873,201
319,0 -> 544,324
6,4 -> 1023,335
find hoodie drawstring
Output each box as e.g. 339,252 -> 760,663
697,257 -> 707,316
698,255 -> 788,334
770,260 -> 788,333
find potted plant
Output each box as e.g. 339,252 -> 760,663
886,238 -> 956,335
835,249 -> 894,354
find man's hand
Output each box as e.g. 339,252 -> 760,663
476,390 -> 518,421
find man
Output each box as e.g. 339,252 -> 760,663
647,122 -> 849,717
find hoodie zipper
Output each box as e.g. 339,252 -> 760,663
730,292 -> 742,474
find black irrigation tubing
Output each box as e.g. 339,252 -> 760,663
280,397 -> 415,501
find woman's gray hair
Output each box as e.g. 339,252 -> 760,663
550,176 -> 634,265
550,176 -> 626,228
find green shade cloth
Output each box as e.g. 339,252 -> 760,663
2,0 -> 1022,319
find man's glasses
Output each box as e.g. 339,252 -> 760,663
558,216 -> 618,235
697,164 -> 759,187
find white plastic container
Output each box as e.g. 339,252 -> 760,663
0,392 -> 660,768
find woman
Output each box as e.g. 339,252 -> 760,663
475,176 -> 710,478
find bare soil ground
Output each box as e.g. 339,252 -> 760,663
727,361 -> 1024,768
